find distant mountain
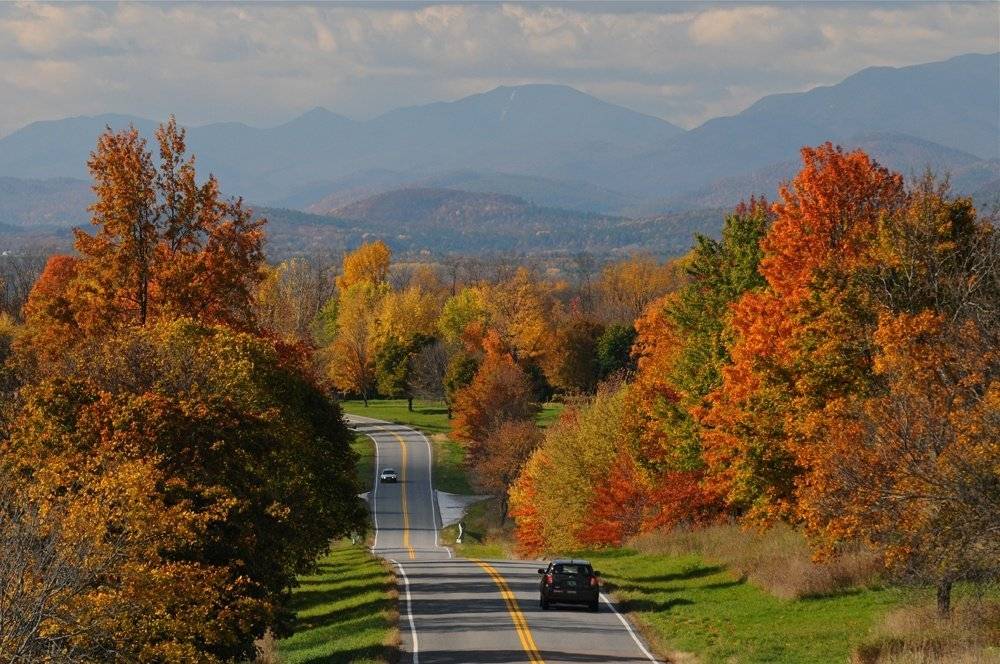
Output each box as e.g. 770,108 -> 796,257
0,177 -> 91,226
291,188 -> 721,255
609,52 -> 999,199
296,169 -> 633,215
0,84 -> 682,204
1,52 -> 996,247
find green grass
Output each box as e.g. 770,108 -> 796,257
278,541 -> 397,664
580,549 -> 911,664
448,496 -> 918,663
352,435 -> 376,491
341,399 -> 451,434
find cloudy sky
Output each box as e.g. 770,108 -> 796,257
0,1 -> 997,137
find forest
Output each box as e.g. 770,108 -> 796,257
0,120 -> 997,662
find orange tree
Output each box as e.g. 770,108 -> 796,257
451,331 -> 539,453
794,180 -> 1000,614
701,144 -> 906,522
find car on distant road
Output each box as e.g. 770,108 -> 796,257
379,468 -> 398,483
538,559 -> 600,611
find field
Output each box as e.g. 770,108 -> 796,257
276,542 -> 398,664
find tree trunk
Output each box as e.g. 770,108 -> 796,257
362,391 -> 369,408
408,397 -> 414,412
936,578 -> 952,617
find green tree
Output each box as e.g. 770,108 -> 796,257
375,333 -> 432,411
595,323 -> 636,379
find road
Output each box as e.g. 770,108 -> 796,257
348,414 -> 662,664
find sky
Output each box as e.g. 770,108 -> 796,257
0,1 -> 997,137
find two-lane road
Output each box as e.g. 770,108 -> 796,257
348,414 -> 663,664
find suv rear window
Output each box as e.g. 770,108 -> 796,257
552,564 -> 592,576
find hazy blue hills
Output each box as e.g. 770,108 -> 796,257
0,52 -> 997,253
259,188 -> 722,256
606,52 -> 1000,199
0,84 -> 682,204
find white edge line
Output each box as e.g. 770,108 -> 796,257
390,558 -> 419,664
600,592 -> 661,663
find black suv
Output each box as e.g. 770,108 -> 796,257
537,559 -> 600,611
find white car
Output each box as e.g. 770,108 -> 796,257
379,468 -> 398,483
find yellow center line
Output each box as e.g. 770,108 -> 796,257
392,432 -> 416,560
473,560 -> 545,664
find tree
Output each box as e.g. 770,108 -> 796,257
509,386 -> 629,555
256,255 -> 337,343
483,268 -> 553,361
2,319 -> 365,660
336,240 -> 391,291
595,254 -> 682,323
701,144 -> 906,521
375,333 -> 432,411
795,179 -> 1000,616
411,339 -> 449,403
595,323 -> 636,379
798,312 -> 998,616
451,332 -> 539,447
470,420 -> 542,520
541,317 -> 603,394
328,281 -> 387,406
443,351 -> 479,417
438,286 -> 490,347
71,118 -> 265,335
18,255 -> 81,365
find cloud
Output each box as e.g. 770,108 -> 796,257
0,1 -> 996,136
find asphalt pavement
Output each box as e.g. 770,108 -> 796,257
348,414 -> 663,664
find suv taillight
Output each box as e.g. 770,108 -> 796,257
545,573 -> 553,585
589,576 -> 598,587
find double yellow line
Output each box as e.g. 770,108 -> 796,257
474,560 -> 545,664
391,431 -> 417,560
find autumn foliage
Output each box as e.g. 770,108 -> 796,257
1,121 -> 364,661
507,145 -> 998,613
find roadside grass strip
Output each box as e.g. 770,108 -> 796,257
473,559 -> 545,664
278,542 -> 398,664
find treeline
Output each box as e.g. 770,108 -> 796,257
0,120 -> 364,662
509,145 -> 999,615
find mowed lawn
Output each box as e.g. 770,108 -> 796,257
277,542 -> 397,664
581,549 -> 910,664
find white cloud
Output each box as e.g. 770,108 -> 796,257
0,1 -> 996,136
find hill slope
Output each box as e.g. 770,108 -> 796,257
609,52 -> 1000,199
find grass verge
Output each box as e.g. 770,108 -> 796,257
580,548 -> 913,664
277,541 -> 399,664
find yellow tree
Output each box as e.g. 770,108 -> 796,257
336,240 -> 391,291
328,281 -> 388,406
595,254 -> 683,323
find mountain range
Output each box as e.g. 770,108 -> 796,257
0,52 -> 997,254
